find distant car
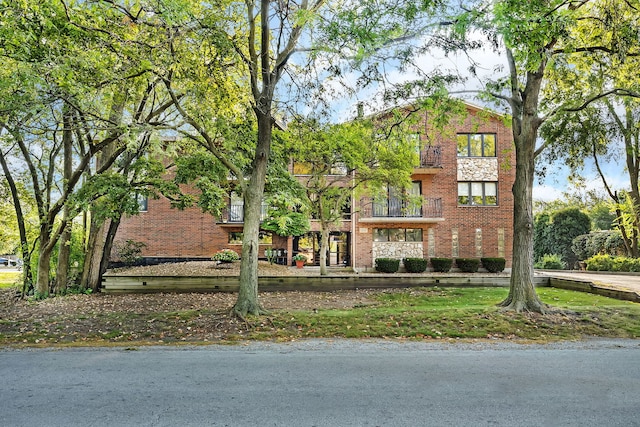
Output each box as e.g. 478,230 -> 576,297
0,258 -> 9,266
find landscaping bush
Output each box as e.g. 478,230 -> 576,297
403,258 -> 428,273
212,249 -> 240,263
534,253 -> 566,270
586,254 -> 640,272
481,257 -> 506,273
456,258 -> 480,273
585,254 -> 613,271
115,239 -> 147,266
375,258 -> 400,273
430,258 -> 452,273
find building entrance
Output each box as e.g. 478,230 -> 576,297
293,232 -> 351,266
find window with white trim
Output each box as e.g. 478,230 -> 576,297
458,182 -> 497,206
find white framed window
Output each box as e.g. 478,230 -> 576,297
458,182 -> 497,206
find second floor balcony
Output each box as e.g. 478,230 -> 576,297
414,145 -> 443,174
219,203 -> 269,224
359,196 -> 444,223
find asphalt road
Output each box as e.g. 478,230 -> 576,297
1,340 -> 639,427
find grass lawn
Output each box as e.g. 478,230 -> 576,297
252,287 -> 640,342
1,286 -> 639,346
0,271 -> 20,289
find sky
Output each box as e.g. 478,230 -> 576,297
317,42 -> 629,204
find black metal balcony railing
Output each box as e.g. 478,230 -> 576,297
360,197 -> 443,219
221,203 -> 269,223
420,145 -> 442,168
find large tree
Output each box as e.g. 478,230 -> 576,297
0,0 -> 180,296
451,0 -> 640,312
154,0 -> 326,317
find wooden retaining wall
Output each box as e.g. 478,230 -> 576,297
101,274 -> 550,294
550,278 -> 640,303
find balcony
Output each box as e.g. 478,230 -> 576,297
359,197 -> 444,223
414,145 -> 442,174
219,203 -> 269,224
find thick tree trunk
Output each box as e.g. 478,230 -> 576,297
54,223 -> 72,294
35,229 -> 53,298
500,63 -> 546,313
500,133 -> 545,312
80,215 -> 107,291
54,108 -> 73,294
96,217 -> 121,292
233,109 -> 272,317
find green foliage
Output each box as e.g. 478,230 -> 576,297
585,254 -> 614,272
403,258 -> 428,273
572,231 -> 627,261
456,258 -> 480,273
586,254 -> 640,272
481,257 -> 506,273
264,248 -> 277,265
293,254 -> 308,262
535,208 -> 591,268
212,249 -> 240,263
430,258 -> 452,273
375,258 -> 400,273
534,254 -> 566,270
115,240 -> 147,266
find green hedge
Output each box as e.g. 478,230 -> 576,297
403,258 -> 428,273
481,257 -> 506,273
534,253 -> 566,270
456,258 -> 480,273
586,254 -> 640,272
375,258 -> 400,273
431,258 -> 453,273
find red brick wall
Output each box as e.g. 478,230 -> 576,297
116,103 -> 515,269
354,103 -> 515,270
115,197 -> 229,258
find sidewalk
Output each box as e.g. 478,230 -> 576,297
537,270 -> 640,302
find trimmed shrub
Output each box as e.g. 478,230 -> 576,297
430,258 -> 453,273
212,249 -> 240,263
534,253 -> 566,270
586,254 -> 614,271
403,258 -> 428,273
456,258 -> 480,273
586,254 -> 640,272
481,257 -> 506,273
375,258 -> 400,273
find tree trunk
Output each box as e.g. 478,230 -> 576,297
54,107 -> 74,294
500,62 -> 546,313
0,150 -> 33,295
500,130 -> 545,312
80,215 -> 107,291
319,226 -> 330,276
96,217 -> 121,292
54,223 -> 72,294
233,109 -> 272,317
35,226 -> 53,298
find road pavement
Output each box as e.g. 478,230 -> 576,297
1,339 -> 639,426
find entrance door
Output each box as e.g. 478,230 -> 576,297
293,232 -> 351,266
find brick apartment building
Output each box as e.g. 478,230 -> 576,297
114,102 -> 515,271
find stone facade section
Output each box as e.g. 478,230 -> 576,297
372,242 -> 424,260
457,158 -> 498,181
